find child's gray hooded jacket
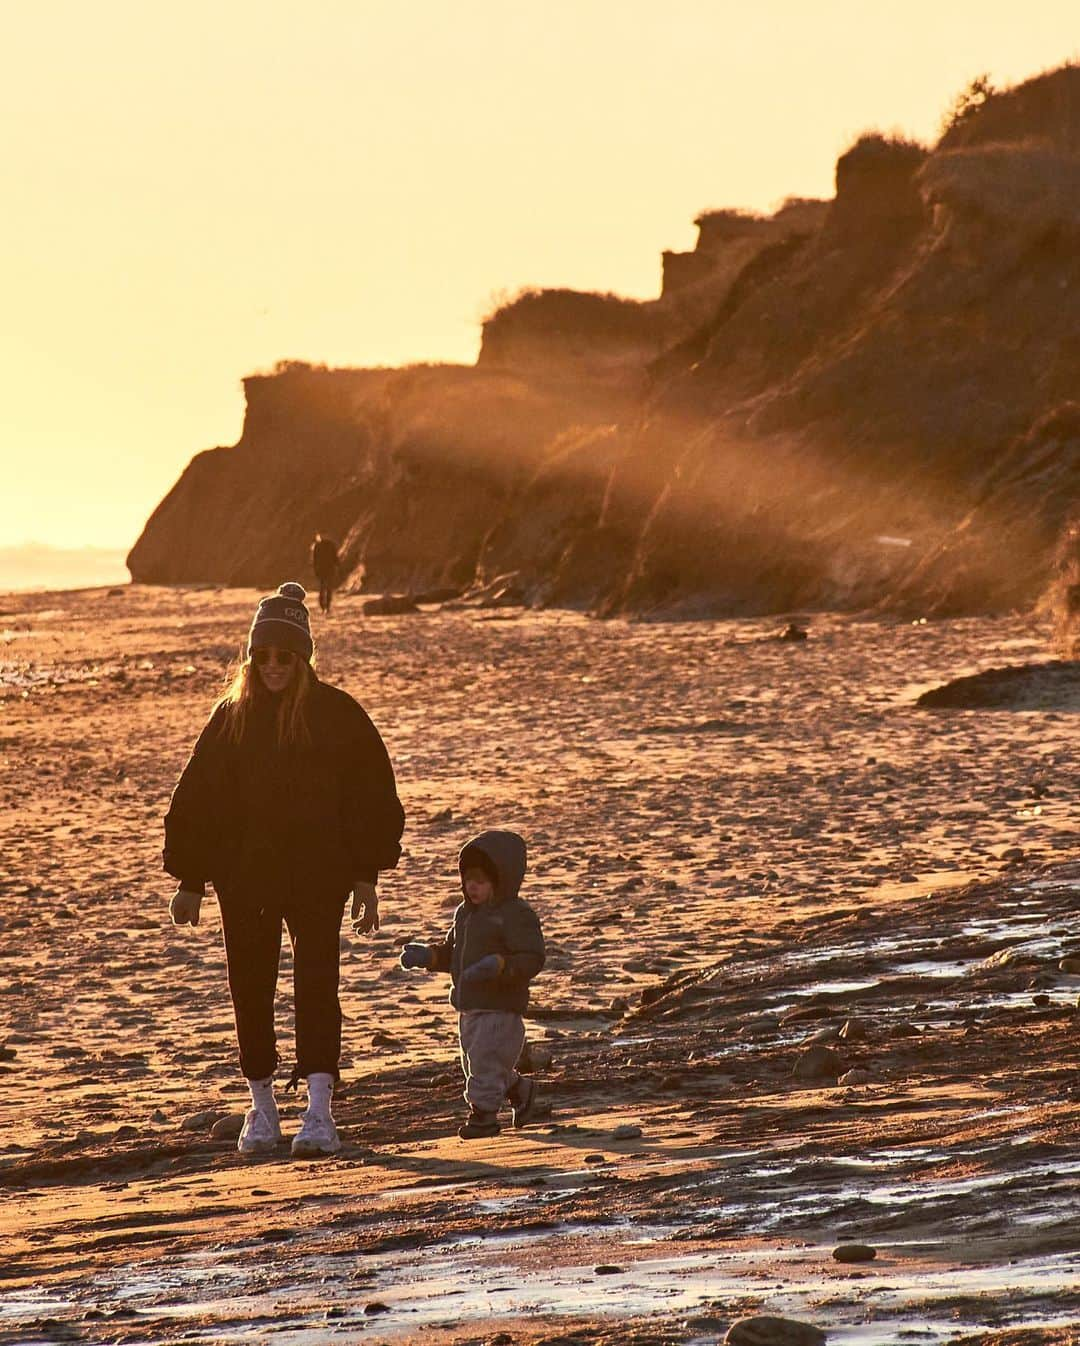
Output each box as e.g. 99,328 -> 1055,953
429,830 -> 545,1013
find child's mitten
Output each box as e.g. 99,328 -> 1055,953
400,943 -> 432,970
460,953 -> 505,983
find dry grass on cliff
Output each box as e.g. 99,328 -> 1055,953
939,60 -> 1080,151
837,131 -> 928,174
693,206 -> 764,227
481,287 -> 661,349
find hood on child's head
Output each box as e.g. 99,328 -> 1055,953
458,830 -> 527,902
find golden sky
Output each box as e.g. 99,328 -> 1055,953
2,1 -> 1076,550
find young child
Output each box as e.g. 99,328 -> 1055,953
400,829 -> 545,1138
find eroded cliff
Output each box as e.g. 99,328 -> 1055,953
128,64 -> 1080,622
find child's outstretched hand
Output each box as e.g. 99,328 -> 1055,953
400,943 -> 432,970
460,953 -> 504,983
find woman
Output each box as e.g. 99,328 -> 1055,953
164,582 -> 405,1157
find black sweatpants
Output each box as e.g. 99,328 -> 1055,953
220,896 -> 347,1082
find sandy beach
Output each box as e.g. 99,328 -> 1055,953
1,585 -> 1078,1345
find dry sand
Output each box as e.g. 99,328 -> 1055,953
1,586 -> 1077,1346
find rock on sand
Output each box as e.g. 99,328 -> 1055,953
726,1316 -> 827,1346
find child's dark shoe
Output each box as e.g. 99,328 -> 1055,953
509,1076 -> 540,1128
458,1109 -> 500,1139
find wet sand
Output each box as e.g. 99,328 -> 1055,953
1,586 -> 1078,1345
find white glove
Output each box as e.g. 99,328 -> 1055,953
170,887 -> 203,926
350,881 -> 379,934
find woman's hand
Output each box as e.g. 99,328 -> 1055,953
170,887 -> 203,926
350,881 -> 380,935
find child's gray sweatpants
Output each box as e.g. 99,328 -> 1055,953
458,1010 -> 525,1113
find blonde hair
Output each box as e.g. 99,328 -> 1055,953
215,647 -> 316,748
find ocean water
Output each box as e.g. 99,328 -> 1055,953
0,546 -> 129,594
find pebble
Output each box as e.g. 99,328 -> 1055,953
210,1113 -> 245,1141
781,1005 -> 834,1025
833,1243 -> 877,1262
741,1014 -> 782,1035
363,1301 -> 391,1315
1032,993 -> 1051,1007
792,1043 -> 844,1081
838,1068 -> 872,1086
612,1124 -> 642,1140
0,1044 -> 17,1062
594,1264 -> 623,1275
980,946 -> 1039,970
363,595 -> 418,616
686,1316 -> 728,1335
517,1043 -> 553,1072
180,1110 -> 221,1132
838,1018 -> 866,1041
148,1109 -> 168,1124
725,1316 -> 826,1346
1059,957 -> 1080,974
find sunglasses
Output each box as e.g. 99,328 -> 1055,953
252,648 -> 298,667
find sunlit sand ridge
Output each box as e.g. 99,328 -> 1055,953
1,585 -> 1077,1343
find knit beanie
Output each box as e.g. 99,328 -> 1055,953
247,581 -> 314,660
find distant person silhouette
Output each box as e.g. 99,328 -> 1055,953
311,534 -> 340,613
164,582 -> 405,1158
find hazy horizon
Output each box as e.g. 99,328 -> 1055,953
0,542 -> 130,594
3,1 -> 1077,555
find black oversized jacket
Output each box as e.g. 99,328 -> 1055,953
164,677 -> 404,909
429,830 -> 545,1013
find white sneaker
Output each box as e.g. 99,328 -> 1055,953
238,1107 -> 282,1155
291,1111 -> 341,1158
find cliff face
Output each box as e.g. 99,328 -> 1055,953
128,366 -> 390,586
128,362 -> 628,591
129,65 -> 1080,619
